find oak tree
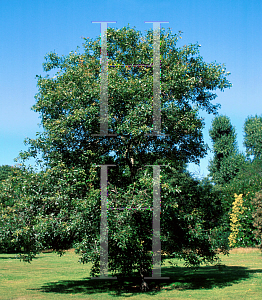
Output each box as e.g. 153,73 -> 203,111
1,25 -> 232,281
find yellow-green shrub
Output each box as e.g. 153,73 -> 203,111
228,194 -> 246,247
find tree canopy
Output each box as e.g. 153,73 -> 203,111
1,25 -> 232,279
208,115 -> 246,186
244,114 -> 262,160
21,26 -> 231,179
0,165 -> 21,182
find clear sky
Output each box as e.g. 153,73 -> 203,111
0,0 -> 261,179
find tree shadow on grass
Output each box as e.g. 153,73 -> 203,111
31,264 -> 262,297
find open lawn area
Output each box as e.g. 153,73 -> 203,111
0,248 -> 262,299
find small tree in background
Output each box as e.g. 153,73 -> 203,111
225,158 -> 262,248
207,115 -> 249,248
244,115 -> 262,160
208,115 -> 246,186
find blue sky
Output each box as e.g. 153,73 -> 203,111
0,0 -> 261,178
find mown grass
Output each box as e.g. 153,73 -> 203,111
0,248 -> 262,299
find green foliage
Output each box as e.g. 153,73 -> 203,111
227,158 -> 262,196
19,26 -> 231,173
0,162 -> 228,274
218,157 -> 262,248
1,25 -> 232,277
252,191 -> 262,250
0,164 -> 25,207
208,115 -> 246,186
0,164 -> 22,182
0,162 -> 99,256
206,113 -> 262,250
0,165 -> 13,182
244,114 -> 262,159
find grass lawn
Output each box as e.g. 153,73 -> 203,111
0,248 -> 262,299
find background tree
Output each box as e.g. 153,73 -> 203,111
1,25 -> 232,280
208,115 -> 262,248
252,191 -> 262,250
224,157 -> 262,248
208,115 -> 246,186
244,115 -> 262,160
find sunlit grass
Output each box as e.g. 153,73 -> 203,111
0,248 -> 262,299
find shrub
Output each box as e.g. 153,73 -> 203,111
252,191 -> 262,250
228,194 -> 245,247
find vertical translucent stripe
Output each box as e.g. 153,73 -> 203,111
152,165 -> 161,277
100,165 -> 108,277
153,23 -> 161,135
145,164 -> 169,279
100,22 -> 108,135
92,22 -> 117,137
145,21 -> 169,136
92,164 -> 116,279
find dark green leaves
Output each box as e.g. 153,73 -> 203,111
244,115 -> 262,159
1,25 -> 233,278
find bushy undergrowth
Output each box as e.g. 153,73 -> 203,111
252,191 -> 262,249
